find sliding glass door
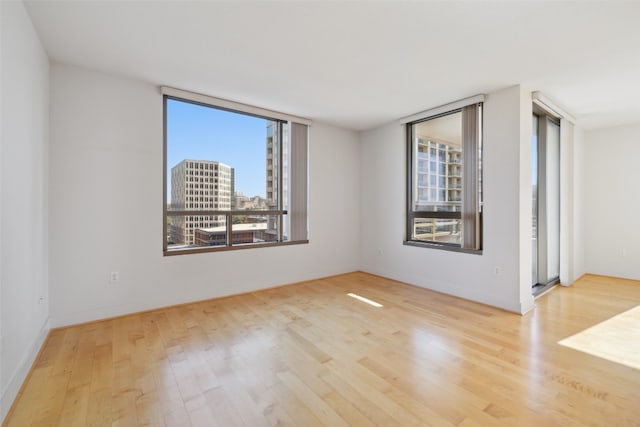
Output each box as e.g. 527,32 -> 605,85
532,112 -> 560,292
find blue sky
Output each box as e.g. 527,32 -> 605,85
166,98 -> 268,199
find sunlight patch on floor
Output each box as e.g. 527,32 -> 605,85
559,305 -> 640,370
347,293 -> 383,307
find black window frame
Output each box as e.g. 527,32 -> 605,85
162,90 -> 309,256
404,102 -> 483,254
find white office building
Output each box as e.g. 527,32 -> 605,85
169,159 -> 234,245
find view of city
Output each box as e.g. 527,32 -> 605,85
411,110 -> 464,245
165,99 -> 285,250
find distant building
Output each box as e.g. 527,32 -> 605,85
415,138 -> 462,211
233,192 -> 268,210
193,223 -> 276,246
234,192 -> 249,209
413,138 -> 463,242
265,122 -> 288,239
266,123 -> 277,206
169,159 -> 234,245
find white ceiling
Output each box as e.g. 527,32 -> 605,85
24,0 -> 640,131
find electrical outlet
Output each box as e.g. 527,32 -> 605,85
620,248 -> 627,258
494,266 -> 502,276
109,271 -> 120,284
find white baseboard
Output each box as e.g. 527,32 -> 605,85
520,297 -> 536,315
0,318 -> 50,423
362,265 -> 523,314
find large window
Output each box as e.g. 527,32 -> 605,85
405,99 -> 483,252
162,87 -> 309,255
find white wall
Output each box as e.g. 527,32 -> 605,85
360,86 -> 535,313
49,63 -> 361,327
580,123 -> 640,280
573,126 -> 586,279
559,120 -> 575,285
0,1 -> 50,420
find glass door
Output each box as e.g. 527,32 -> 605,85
532,112 -> 560,294
532,115 -> 538,286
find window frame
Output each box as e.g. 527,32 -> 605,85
162,88 -> 310,256
404,99 -> 483,254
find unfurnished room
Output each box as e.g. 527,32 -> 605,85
1,1 -> 640,426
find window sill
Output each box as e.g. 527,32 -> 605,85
403,240 -> 482,255
164,239 -> 309,256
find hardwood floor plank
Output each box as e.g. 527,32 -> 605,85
5,272 -> 640,426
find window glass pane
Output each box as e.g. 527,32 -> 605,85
167,98 -> 277,211
412,111 -> 463,213
231,214 -> 280,244
165,98 -> 285,251
532,114 -> 538,285
412,218 -> 462,245
167,215 -> 228,250
545,120 -> 561,281
163,91 -> 310,254
408,103 -> 482,250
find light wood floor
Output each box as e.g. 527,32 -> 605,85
5,272 -> 640,426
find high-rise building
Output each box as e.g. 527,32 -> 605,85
266,123 -> 279,239
265,122 -> 288,241
413,138 -> 463,242
415,138 -> 462,211
169,159 -> 234,246
265,122 -> 278,207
